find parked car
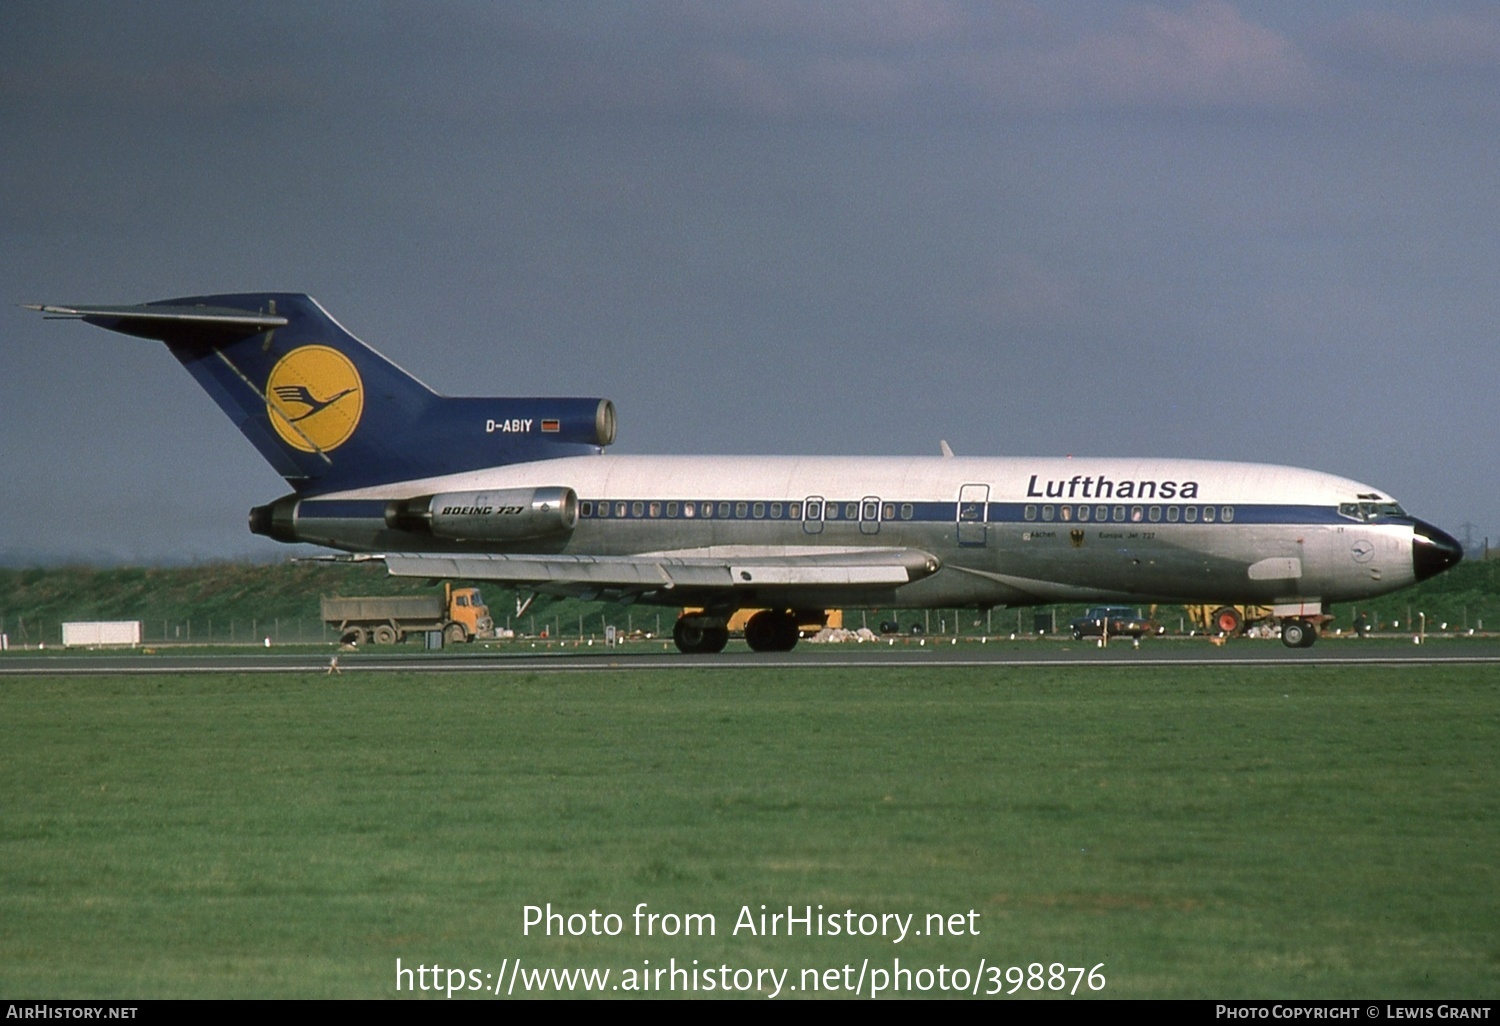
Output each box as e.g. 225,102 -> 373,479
1070,606 -> 1161,640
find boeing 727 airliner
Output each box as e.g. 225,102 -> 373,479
29,293 -> 1462,652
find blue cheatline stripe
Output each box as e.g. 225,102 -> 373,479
293,495 -> 1366,528
1002,503 -> 1344,526
562,499 -> 1351,526
298,499 -> 388,519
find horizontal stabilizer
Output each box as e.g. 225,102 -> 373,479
23,303 -> 287,343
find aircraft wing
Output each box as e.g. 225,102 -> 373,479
382,547 -> 940,600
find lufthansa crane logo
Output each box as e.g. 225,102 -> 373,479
265,346 -> 363,452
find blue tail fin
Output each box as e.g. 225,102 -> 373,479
31,293 -> 615,494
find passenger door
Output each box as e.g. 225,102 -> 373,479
957,484 -> 989,546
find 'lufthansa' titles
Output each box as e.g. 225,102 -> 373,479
1026,474 -> 1200,500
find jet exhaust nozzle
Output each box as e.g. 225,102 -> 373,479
248,495 -> 300,544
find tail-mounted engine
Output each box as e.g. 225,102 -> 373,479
384,487 -> 579,542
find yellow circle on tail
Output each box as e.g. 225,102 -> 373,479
265,346 -> 364,452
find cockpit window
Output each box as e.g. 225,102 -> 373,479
1339,501 -> 1407,522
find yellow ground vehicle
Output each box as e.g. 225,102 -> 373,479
723,608 -> 842,634
679,608 -> 842,652
1184,604 -> 1273,636
322,584 -> 494,645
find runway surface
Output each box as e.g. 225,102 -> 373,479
5,637 -> 1500,675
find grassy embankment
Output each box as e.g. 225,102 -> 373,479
3,557 -> 1498,646
0,562 -> 667,646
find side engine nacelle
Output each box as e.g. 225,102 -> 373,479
384,487 -> 579,542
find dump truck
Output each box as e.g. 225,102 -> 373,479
321,584 -> 494,645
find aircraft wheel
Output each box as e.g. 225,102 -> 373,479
673,618 -> 707,653
745,610 -> 799,652
747,610 -> 801,652
373,624 -> 398,645
774,613 -> 800,651
444,622 -> 468,645
1280,619 -> 1317,649
1211,606 -> 1243,635
702,627 -> 729,653
674,617 -> 730,654
743,612 -> 776,652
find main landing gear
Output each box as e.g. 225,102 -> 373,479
671,609 -> 808,653
672,616 -> 729,654
742,610 -> 800,652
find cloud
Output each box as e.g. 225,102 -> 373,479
967,1 -> 1325,113
1085,1 -> 1320,107
672,0 -> 975,49
0,2 -> 1338,129
1327,9 -> 1500,73
656,1 -> 1328,120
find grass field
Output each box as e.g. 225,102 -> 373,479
1,664 -> 1495,999
5,556 -> 1500,647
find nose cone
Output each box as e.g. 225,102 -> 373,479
1412,520 -> 1463,581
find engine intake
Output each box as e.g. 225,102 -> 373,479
385,487 -> 579,542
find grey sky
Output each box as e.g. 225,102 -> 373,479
3,1 -> 1496,563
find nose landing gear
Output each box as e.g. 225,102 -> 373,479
1280,618 -> 1318,648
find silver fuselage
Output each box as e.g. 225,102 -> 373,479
287,454 -> 1440,610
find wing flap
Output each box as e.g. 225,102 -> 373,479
724,565 -> 910,586
385,553 -> 732,589
383,548 -> 939,594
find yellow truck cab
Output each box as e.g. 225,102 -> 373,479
445,586 -> 494,642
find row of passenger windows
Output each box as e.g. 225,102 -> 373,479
579,500 -> 920,521
1025,504 -> 1236,524
577,499 -> 1239,525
